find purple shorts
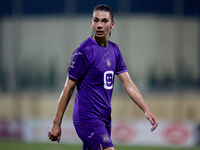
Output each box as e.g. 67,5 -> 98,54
74,121 -> 114,150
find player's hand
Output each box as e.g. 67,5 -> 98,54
145,110 -> 158,132
48,124 -> 61,143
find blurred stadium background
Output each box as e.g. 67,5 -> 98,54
0,0 -> 200,149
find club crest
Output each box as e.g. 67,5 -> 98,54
106,58 -> 111,68
100,133 -> 110,143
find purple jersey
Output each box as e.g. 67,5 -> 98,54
68,37 -> 127,125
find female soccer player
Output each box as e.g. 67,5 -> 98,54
48,4 -> 158,150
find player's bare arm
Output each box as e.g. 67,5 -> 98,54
48,77 -> 76,142
117,72 -> 158,131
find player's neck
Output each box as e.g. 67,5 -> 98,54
92,36 -> 108,47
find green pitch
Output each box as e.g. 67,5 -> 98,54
0,141 -> 199,150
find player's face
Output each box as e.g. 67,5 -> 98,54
91,11 -> 114,40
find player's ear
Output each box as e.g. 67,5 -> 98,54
110,21 -> 114,29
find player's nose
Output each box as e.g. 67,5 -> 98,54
97,22 -> 102,28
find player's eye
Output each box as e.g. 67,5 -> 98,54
93,18 -> 98,23
102,19 -> 108,23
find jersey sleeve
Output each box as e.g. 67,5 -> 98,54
68,49 -> 90,81
115,46 -> 128,75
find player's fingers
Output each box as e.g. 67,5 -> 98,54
151,123 -> 158,132
150,117 -> 158,132
48,132 -> 58,141
147,115 -> 154,125
149,118 -> 154,125
57,139 -> 60,143
48,132 -> 52,139
147,116 -> 154,131
57,135 -> 61,143
145,111 -> 158,132
50,135 -> 58,141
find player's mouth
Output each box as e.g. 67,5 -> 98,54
96,31 -> 103,35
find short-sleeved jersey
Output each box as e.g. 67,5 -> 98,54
68,37 -> 127,125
